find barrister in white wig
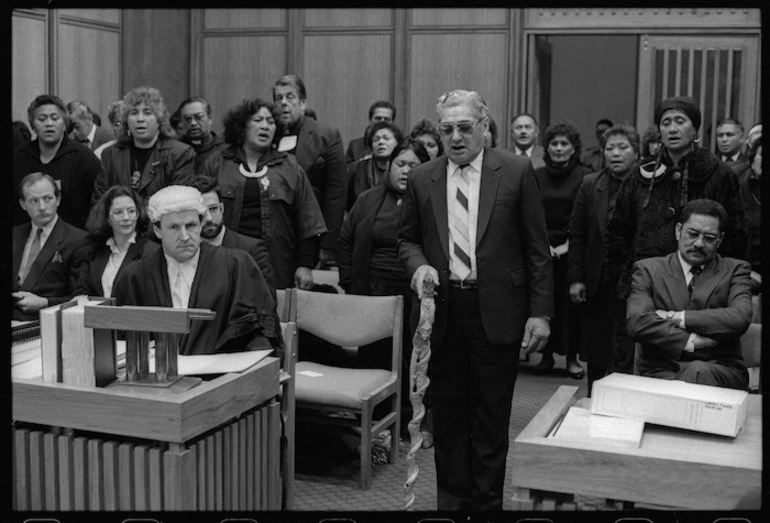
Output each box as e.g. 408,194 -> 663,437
113,185 -> 281,355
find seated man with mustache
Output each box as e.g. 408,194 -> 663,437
113,185 -> 280,355
626,199 -> 752,390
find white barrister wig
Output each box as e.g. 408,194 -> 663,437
146,185 -> 207,223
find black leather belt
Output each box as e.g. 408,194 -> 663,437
448,279 -> 478,289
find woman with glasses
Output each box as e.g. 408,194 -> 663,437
347,121 -> 404,209
532,120 -> 592,379
74,185 -> 158,297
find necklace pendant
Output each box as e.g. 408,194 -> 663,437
131,171 -> 141,188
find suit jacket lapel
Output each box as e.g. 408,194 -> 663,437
595,172 -> 610,233
149,247 -> 173,307
429,159 -> 450,261
690,256 -> 722,306
91,248 -> 110,295
187,243 -> 211,308
662,253 -> 690,310
23,219 -> 65,289
477,151 -> 501,245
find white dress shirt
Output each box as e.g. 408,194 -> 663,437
101,233 -> 136,297
514,145 -> 535,157
164,249 -> 200,308
446,150 -> 483,280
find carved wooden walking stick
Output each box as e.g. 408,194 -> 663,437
404,275 -> 436,510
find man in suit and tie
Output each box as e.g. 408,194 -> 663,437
12,172 -> 87,320
715,118 -> 749,174
398,89 -> 553,510
272,74 -> 348,267
67,100 -> 114,152
194,176 -> 275,295
627,198 -> 752,390
508,112 -> 546,169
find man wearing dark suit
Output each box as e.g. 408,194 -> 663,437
273,75 -> 347,266
194,177 -> 275,295
715,118 -> 749,174
12,172 -> 87,320
345,100 -> 396,164
627,198 -> 752,390
398,90 -> 553,511
508,112 -> 546,170
67,100 -> 114,152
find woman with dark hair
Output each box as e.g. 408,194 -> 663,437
74,185 -> 158,297
409,118 -> 443,160
338,138 -> 431,441
532,120 -> 592,378
568,124 -> 640,392
202,98 -> 327,290
94,86 -> 195,204
347,121 -> 404,208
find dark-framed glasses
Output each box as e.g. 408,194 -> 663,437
111,208 -> 138,219
438,119 -> 483,136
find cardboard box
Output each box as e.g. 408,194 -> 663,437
591,373 -> 749,437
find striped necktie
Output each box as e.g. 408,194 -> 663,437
451,164 -> 472,281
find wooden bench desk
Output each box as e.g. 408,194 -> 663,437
510,385 -> 762,511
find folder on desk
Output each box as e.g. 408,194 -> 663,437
591,373 -> 749,437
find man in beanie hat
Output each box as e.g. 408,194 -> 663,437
113,185 -> 281,355
602,95 -> 749,374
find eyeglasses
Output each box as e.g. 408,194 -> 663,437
183,112 -> 207,123
206,203 -> 223,214
682,228 -> 720,245
110,208 -> 138,219
437,119 -> 483,136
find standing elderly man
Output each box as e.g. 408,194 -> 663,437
627,199 -> 752,390
272,74 -> 348,267
398,89 -> 553,511
113,185 -> 280,355
508,113 -> 546,169
67,100 -> 114,152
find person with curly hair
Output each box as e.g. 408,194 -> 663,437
347,121 -> 404,208
73,185 -> 158,297
201,98 -> 326,290
93,86 -> 195,204
532,120 -> 592,378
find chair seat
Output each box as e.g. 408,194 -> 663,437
295,362 -> 393,409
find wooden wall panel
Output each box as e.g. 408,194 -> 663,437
123,9 -> 190,111
57,23 -> 121,122
411,9 -> 508,27
304,9 -> 393,28
12,13 -> 47,123
201,35 -> 287,132
59,9 -> 120,26
302,34 -> 393,147
204,9 -> 286,30
408,33 -> 509,135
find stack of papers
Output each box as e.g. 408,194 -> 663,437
550,406 -> 645,448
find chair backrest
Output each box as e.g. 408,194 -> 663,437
280,321 -> 298,373
741,323 -> 761,368
293,289 -> 403,373
276,289 -> 294,322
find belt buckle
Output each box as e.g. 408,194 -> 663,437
458,279 -> 475,289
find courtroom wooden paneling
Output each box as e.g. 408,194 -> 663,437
410,8 -> 509,27
12,11 -> 48,123
203,8 -> 286,30
302,33 -> 393,146
201,35 -> 287,132
123,9 -> 191,109
304,8 -> 393,28
408,33 -> 509,135
59,8 -> 120,26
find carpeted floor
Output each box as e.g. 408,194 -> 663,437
292,352 -> 589,511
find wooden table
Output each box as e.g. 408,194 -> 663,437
12,353 -> 282,511
510,385 -> 762,511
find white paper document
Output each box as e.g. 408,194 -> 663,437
551,406 -> 645,448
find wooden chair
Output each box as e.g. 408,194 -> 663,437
741,323 -> 761,393
279,319 -> 297,509
292,289 -> 403,490
276,288 -> 292,322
